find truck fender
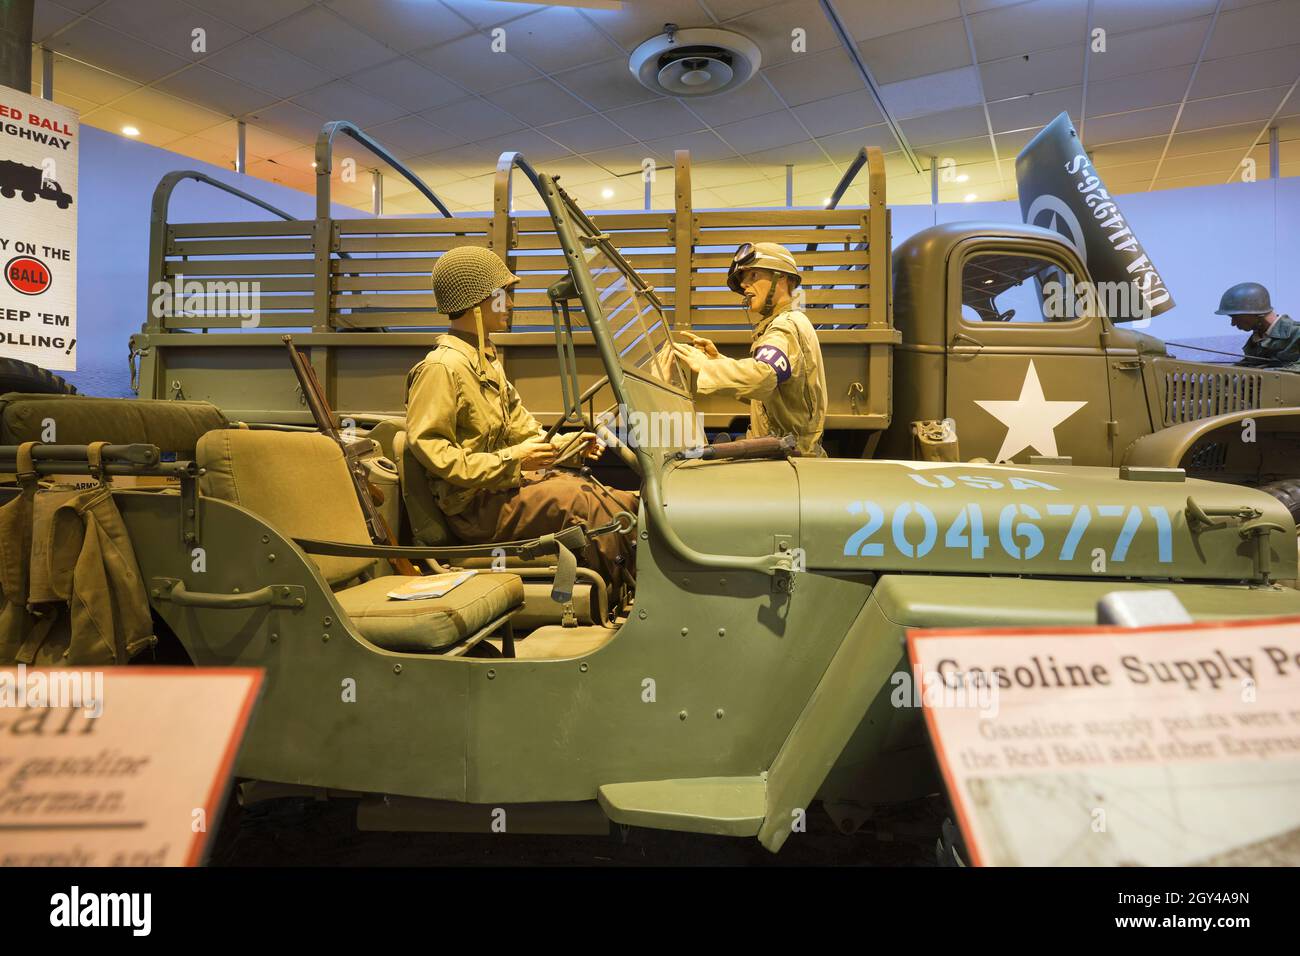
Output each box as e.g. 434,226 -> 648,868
1123,406 -> 1300,472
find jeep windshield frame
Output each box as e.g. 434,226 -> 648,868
530,169 -> 792,578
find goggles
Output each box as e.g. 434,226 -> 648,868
726,243 -> 758,293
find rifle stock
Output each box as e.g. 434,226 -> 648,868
283,335 -> 420,576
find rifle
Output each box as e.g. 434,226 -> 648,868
283,335 -> 420,576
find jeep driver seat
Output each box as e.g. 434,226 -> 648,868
195,429 -> 523,654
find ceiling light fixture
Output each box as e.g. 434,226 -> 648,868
122,125 -> 139,136
955,174 -> 969,183
964,193 -> 977,202
601,187 -> 615,199
630,25 -> 760,98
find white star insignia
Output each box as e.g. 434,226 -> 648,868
974,360 -> 1087,462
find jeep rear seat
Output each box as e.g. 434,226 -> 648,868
196,429 -> 523,654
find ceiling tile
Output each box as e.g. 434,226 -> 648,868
203,37 -> 332,100
113,86 -> 230,135
1179,87 -> 1288,130
326,0 -> 474,54
711,177 -> 785,206
980,45 -> 1084,101
364,116 -> 461,158
1206,0 -> 1300,59
690,159 -> 772,189
90,0 -> 246,57
994,126 -> 1044,158
260,6 -> 396,75
1090,135 -> 1168,166
720,0 -> 841,70
47,19 -> 190,85
1085,65 -> 1192,116
412,33 -> 541,94
541,159 -> 611,187
166,134 -> 240,170
1166,122 -> 1264,156
1091,0 -> 1217,35
540,114 -> 636,152
246,100 -> 328,141
155,65 -> 280,118
918,135 -> 996,166
1158,146 -> 1246,180
643,128 -> 739,165
877,66 -> 984,119
970,0 -> 1089,61
84,108 -> 184,147
987,86 -> 1081,132
349,59 -> 469,114
713,111 -> 809,153
406,157 -> 470,188
679,78 -> 785,126
442,0 -> 540,30
496,7 -> 623,73
44,56 -> 139,104
791,89 -> 884,136
901,106 -> 991,147
606,99 -> 705,139
423,98 -> 524,141
764,48 -> 864,107
835,0 -> 963,42
293,80 -> 409,127
747,138 -> 831,165
817,128 -> 904,166
485,79 -> 591,125
1095,159 -> 1159,186
475,128 -> 571,165
1088,20 -> 1211,82
1082,105 -> 1178,145
578,0 -> 711,53
857,18 -> 972,85
1191,45 -> 1300,99
33,0 -> 81,42
184,0 -> 313,34
551,57 -> 658,112
585,143 -> 674,176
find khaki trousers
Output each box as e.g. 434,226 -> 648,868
448,473 -> 637,593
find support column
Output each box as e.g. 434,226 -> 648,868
0,0 -> 35,94
41,45 -> 52,99
235,119 -> 246,173
371,168 -> 383,216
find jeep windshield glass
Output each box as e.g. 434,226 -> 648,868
582,245 -> 688,394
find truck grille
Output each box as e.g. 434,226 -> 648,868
1163,370 -> 1261,426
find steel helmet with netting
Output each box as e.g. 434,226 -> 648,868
727,241 -> 802,294
432,246 -> 520,315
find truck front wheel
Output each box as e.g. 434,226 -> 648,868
1260,479 -> 1300,523
0,186 -> 13,198
20,191 -> 36,202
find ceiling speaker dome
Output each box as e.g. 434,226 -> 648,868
629,26 -> 761,98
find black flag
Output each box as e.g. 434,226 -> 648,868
1016,112 -> 1174,321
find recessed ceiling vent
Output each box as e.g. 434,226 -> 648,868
629,24 -> 761,98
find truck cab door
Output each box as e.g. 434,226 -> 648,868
944,237 -> 1112,465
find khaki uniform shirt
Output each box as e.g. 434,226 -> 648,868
404,333 -> 544,516
1243,314 -> 1300,369
692,307 -> 827,456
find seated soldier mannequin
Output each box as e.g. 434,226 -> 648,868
404,247 -> 637,596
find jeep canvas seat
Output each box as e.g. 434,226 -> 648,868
195,429 -> 524,654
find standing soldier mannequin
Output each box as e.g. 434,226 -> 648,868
671,242 -> 828,456
1216,281 -> 1300,370
404,247 -> 637,594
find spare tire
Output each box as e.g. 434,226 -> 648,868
1260,479 -> 1300,523
0,357 -> 77,396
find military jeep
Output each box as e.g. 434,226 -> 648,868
3,122 -> 1299,855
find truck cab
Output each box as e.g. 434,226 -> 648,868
880,221 -> 1300,487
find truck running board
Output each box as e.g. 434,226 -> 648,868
597,776 -> 766,836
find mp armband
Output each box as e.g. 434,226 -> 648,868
753,344 -> 792,383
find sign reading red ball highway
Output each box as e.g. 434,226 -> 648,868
0,83 -> 78,371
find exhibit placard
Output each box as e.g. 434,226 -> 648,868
908,615 -> 1300,866
0,667 -> 262,866
0,83 -> 78,371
